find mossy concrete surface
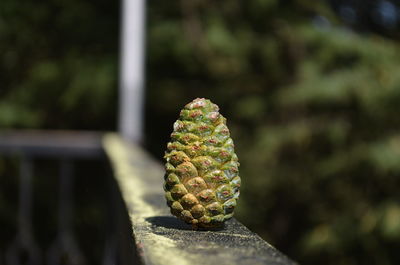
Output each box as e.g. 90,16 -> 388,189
103,133 -> 297,265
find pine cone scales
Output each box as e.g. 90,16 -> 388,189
164,98 -> 240,228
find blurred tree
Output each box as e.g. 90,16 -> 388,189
145,1 -> 400,265
0,1 -> 119,262
329,0 -> 400,38
0,0 -> 119,130
1,0 -> 400,264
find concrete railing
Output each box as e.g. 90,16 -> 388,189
103,133 -> 297,265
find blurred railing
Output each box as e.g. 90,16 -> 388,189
0,130 -> 297,265
0,130 -> 136,265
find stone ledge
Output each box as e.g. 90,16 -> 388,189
103,133 -> 298,265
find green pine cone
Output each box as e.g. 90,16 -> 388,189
164,98 -> 241,228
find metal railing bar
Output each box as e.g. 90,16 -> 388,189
18,157 -> 34,236
0,131 -> 104,159
47,159 -> 86,265
102,238 -> 117,265
58,159 -> 74,233
6,156 -> 41,265
102,170 -> 118,265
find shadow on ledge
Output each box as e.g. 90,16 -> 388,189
146,216 -> 191,230
146,216 -> 226,231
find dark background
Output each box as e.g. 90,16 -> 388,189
1,0 -> 400,264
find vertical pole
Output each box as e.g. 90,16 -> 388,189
58,159 -> 74,235
47,159 -> 85,265
18,157 -> 34,239
6,156 -> 41,265
119,0 -> 146,143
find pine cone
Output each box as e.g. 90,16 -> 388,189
164,98 -> 240,228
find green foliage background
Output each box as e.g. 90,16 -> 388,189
1,0 -> 400,264
0,0 -> 119,129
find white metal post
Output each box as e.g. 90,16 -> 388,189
119,0 -> 146,143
